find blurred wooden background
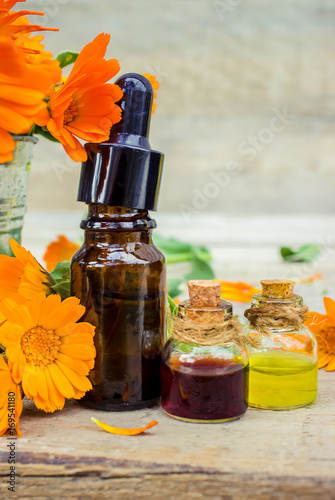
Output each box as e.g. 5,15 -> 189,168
27,0 -> 335,216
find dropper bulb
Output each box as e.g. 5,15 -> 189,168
77,72 -> 163,211
109,73 -> 153,143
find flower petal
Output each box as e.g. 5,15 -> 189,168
47,363 -> 75,399
5,344 -> 26,383
41,296 -> 84,330
318,353 -> 333,368
0,299 -> 31,331
325,356 -> 335,371
323,297 -> 335,325
59,344 -> 96,360
56,360 -> 92,392
0,321 -> 25,347
56,352 -> 91,376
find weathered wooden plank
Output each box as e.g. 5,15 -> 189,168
1,371 -> 334,498
2,471 -> 335,499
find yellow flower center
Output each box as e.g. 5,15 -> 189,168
63,99 -> 78,125
317,325 -> 335,354
21,326 -> 61,367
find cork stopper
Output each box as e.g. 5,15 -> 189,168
260,279 -> 295,299
187,280 -> 221,307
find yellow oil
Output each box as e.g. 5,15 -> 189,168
248,350 -> 318,409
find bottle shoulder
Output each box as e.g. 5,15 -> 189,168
243,323 -> 317,357
72,241 -> 166,267
162,337 -> 248,366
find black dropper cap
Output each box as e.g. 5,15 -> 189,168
77,73 -> 164,211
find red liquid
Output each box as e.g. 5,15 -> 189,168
161,357 -> 248,422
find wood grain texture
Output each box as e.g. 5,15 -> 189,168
1,371 -> 334,499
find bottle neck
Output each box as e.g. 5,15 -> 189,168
250,293 -> 304,333
178,299 -> 232,322
251,293 -> 303,308
81,205 -> 156,244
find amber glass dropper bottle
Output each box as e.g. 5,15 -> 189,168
71,74 -> 166,411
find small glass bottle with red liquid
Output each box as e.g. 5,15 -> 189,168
161,280 -> 249,423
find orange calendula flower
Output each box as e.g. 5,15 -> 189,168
0,356 -> 22,437
37,33 -> 123,162
0,2 -> 60,162
43,235 -> 80,272
11,16 -> 60,83
305,297 -> 335,371
217,280 -> 261,303
0,0 -> 57,37
0,238 -> 52,303
0,35 -> 60,163
142,73 -> 159,114
0,294 -> 96,412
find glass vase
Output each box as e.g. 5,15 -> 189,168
0,135 -> 37,256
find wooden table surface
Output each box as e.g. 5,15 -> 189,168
0,371 -> 334,499
1,212 -> 334,499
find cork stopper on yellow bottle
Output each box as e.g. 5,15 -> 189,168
260,279 -> 295,299
188,280 -> 221,307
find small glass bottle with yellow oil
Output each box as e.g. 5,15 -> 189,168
243,279 -> 318,410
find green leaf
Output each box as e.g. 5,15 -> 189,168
50,261 -> 71,280
154,235 -> 213,266
154,234 -> 215,298
50,280 -> 71,300
185,253 -> 215,281
34,125 -> 60,143
280,244 -> 321,263
56,51 -> 79,69
154,235 -> 193,263
165,252 -> 193,264
280,247 -> 295,259
167,295 -> 178,316
168,278 -> 183,299
192,245 -> 212,263
49,261 -> 71,300
154,234 -> 191,254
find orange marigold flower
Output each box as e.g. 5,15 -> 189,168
0,0 -> 58,38
0,34 -> 60,162
142,73 -> 159,114
0,2 -> 60,162
44,235 -> 80,272
0,294 -> 96,412
0,238 -> 53,303
305,297 -> 335,371
0,355 -> 22,437
37,33 -> 123,162
11,16 -> 60,83
217,280 -> 261,303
